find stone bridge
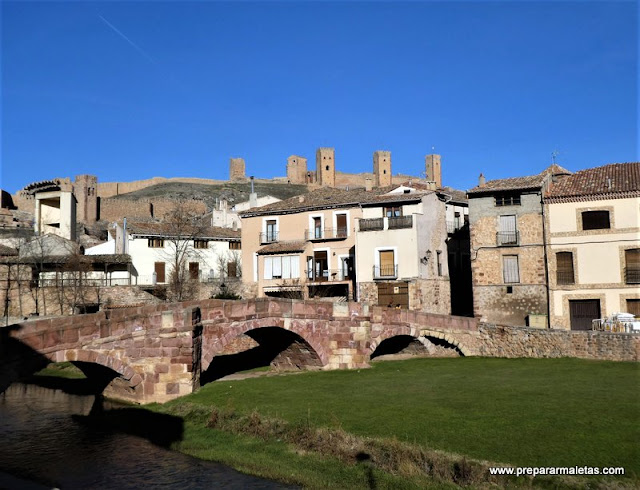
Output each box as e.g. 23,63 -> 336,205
3,298 -> 636,404
2,298 -> 477,403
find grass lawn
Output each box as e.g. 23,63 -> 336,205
161,357 -> 639,478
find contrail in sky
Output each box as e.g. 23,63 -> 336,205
99,15 -> 156,64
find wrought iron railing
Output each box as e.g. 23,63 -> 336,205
625,268 -> 640,284
305,228 -> 348,240
259,231 -> 279,244
496,231 -> 519,246
373,264 -> 398,279
556,271 -> 575,285
305,269 -> 351,282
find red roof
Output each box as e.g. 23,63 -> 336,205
545,162 -> 640,203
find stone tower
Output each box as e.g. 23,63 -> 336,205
425,154 -> 442,189
74,174 -> 98,223
286,155 -> 308,184
316,148 -> 336,187
229,158 -> 246,181
373,150 -> 392,187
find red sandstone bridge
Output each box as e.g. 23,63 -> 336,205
1,298 -> 478,404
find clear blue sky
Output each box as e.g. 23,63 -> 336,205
2,1 -> 637,194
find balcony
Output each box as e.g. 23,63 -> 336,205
625,268 -> 640,284
260,231 -> 279,244
387,216 -> 413,229
373,264 -> 398,279
306,269 -> 352,282
305,228 -> 348,241
359,218 -> 384,232
496,231 -> 519,246
556,271 -> 575,285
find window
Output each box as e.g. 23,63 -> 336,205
436,251 -> 442,276
148,238 -> 164,248
263,256 -> 300,280
626,299 -> 640,317
376,250 -> 396,278
227,261 -> 238,278
502,255 -> 520,283
265,220 -> 277,242
495,193 -> 521,207
384,206 -> 402,217
556,252 -> 575,284
229,241 -> 241,250
625,249 -> 640,284
313,217 -> 322,238
582,210 -> 610,230
336,213 -> 347,237
194,240 -> 208,249
497,215 -> 518,245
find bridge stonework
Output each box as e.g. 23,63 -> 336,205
4,298 -> 638,404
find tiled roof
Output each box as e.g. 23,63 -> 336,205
257,240 -> 307,255
468,164 -> 572,194
544,162 -> 640,203
440,186 -> 468,204
124,221 -> 240,240
239,186 -> 432,217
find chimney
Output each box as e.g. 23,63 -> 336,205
478,173 -> 486,187
365,177 -> 373,192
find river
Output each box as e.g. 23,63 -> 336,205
0,383 -> 293,489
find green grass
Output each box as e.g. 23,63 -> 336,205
161,357 -> 639,477
34,361 -> 86,379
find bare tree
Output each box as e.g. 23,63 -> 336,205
162,200 -> 209,302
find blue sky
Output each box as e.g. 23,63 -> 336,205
2,1 -> 637,194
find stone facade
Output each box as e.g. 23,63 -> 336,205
373,151 -> 392,187
315,148 -> 336,187
74,175 -> 98,223
469,191 -> 547,326
425,154 -> 442,188
6,298 -> 637,405
408,278 -> 451,315
229,158 -> 246,181
286,155 -> 308,184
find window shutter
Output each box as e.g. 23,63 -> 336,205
264,257 -> 273,280
282,256 -> 291,279
626,249 -> 640,267
503,256 -> 520,283
291,256 -> 300,278
499,215 -> 516,232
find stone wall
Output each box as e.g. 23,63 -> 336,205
472,285 -> 547,326
466,325 -> 639,362
100,197 -> 207,222
408,278 -> 451,314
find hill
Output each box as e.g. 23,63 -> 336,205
108,181 -> 310,208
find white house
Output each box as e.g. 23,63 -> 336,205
86,221 -> 241,285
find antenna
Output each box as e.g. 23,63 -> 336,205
551,149 -> 559,164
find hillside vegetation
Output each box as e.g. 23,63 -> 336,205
109,181 -> 309,208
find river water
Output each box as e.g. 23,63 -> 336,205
0,383 -> 293,489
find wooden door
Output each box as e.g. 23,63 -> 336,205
377,282 -> 409,308
154,262 -> 165,283
189,262 -> 199,280
569,299 -> 600,331
626,299 -> 640,317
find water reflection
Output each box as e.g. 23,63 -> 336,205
0,384 -> 293,489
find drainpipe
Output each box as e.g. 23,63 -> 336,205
123,217 -> 127,255
540,193 -> 551,329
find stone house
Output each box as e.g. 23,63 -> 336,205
543,162 -> 640,329
240,184 -> 469,314
86,221 -> 241,286
467,164 -> 572,327
354,185 -> 453,314
239,187 -> 362,300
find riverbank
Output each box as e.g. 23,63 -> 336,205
145,357 -> 639,489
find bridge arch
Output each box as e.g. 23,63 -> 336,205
370,326 -> 470,358
202,318 -> 328,374
56,349 -> 141,387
